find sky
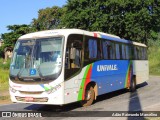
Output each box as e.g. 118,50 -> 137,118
0,0 -> 67,35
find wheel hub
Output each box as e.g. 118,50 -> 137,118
86,90 -> 91,100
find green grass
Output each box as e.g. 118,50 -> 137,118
0,95 -> 10,101
0,59 -> 9,91
145,117 -> 160,120
0,69 -> 9,91
148,46 -> 160,75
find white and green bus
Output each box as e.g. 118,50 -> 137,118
9,29 -> 149,106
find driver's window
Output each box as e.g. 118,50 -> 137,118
70,41 -> 81,68
65,34 -> 83,80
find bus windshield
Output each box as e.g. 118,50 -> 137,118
10,37 -> 63,81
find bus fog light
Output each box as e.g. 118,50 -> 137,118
10,86 -> 17,93
46,84 -> 61,94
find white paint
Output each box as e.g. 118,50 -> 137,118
132,60 -> 149,84
97,65 -> 118,72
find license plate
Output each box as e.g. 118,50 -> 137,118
25,97 -> 34,102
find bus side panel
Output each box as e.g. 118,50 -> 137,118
64,65 -> 93,103
92,74 -> 126,95
77,60 -> 132,100
64,75 -> 80,104
74,60 -> 148,102
91,60 -> 131,95
64,65 -> 92,104
132,60 -> 149,84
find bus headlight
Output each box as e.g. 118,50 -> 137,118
9,86 -> 17,93
46,84 -> 61,94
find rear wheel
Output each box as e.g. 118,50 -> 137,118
80,85 -> 95,107
130,77 -> 136,92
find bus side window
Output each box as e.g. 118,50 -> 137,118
126,45 -> 133,60
110,42 -> 116,59
144,48 -> 147,60
126,45 -> 129,59
128,45 -> 132,59
102,40 -> 109,59
83,36 -> 102,66
122,44 -> 126,59
141,48 -> 144,60
131,45 -> 134,60
88,39 -> 97,59
97,40 -> 102,59
134,46 -> 137,60
102,41 -> 114,59
119,44 -> 122,59
115,43 -> 120,59
140,47 -> 142,60
136,47 -> 140,60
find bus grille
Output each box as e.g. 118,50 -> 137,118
19,91 -> 43,95
15,96 -> 48,102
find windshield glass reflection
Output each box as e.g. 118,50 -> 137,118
10,37 -> 63,81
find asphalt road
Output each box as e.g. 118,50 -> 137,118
0,76 -> 160,120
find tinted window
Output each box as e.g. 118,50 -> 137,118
102,41 -> 115,59
89,39 -> 97,59
122,44 -> 126,59
115,44 -> 120,59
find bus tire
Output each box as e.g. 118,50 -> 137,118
80,85 -> 95,107
130,77 -> 136,92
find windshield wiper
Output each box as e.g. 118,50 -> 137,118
16,57 -> 26,80
37,66 -> 44,80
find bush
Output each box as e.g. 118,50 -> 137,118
0,58 -> 10,70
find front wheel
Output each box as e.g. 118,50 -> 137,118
80,85 -> 95,107
130,77 -> 136,92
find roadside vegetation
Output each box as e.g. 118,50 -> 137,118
0,59 -> 10,102
148,39 -> 160,76
148,47 -> 160,75
0,58 -> 10,91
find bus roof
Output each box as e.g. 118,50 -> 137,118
19,29 -> 147,47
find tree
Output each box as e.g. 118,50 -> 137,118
62,0 -> 107,31
62,0 -> 160,44
31,6 -> 65,31
1,24 -> 34,49
1,0 -> 160,47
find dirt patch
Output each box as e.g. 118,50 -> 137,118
0,98 -> 12,105
0,90 -> 12,105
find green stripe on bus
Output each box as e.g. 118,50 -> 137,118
77,64 -> 91,101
